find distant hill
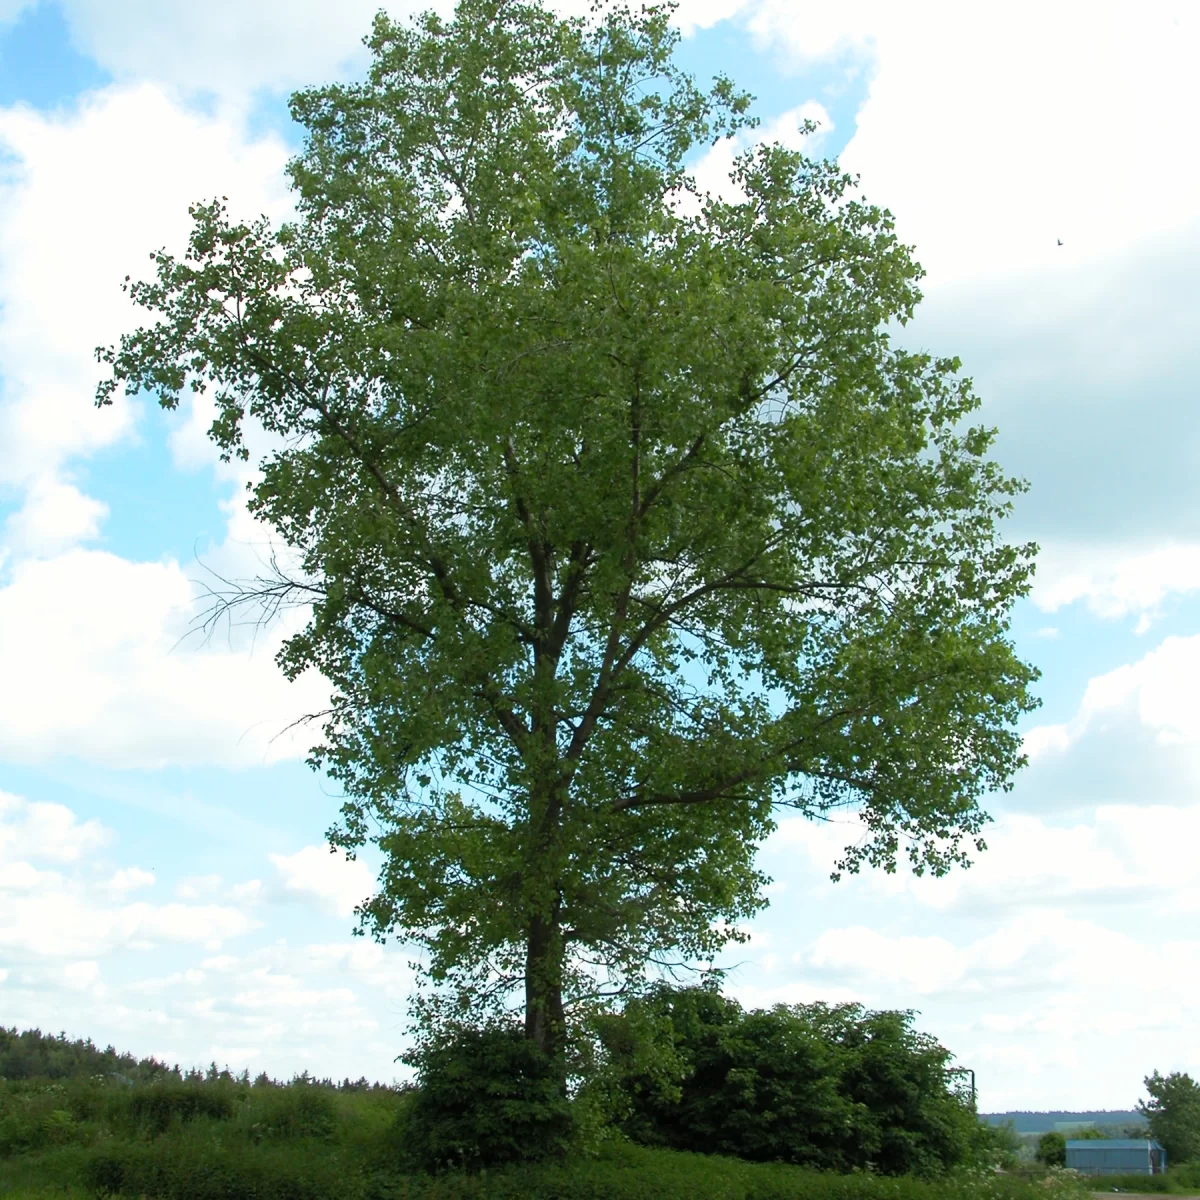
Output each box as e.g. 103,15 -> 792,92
979,1111 -> 1147,1134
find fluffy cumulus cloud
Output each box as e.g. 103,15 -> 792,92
772,787 -> 1200,918
268,845 -> 378,920
1031,543 -> 1200,630
0,789 -> 110,862
740,1 -> 1200,289
0,81 -> 365,773
2,476 -> 108,559
1018,635 -> 1200,809
0,790 -> 262,963
47,0 -> 408,99
0,84 -> 291,496
0,547 -> 332,768
716,2 -> 1200,615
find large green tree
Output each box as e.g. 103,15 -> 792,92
1139,1070 -> 1200,1164
96,0 -> 1038,1063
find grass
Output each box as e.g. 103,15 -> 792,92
0,1074 -> 1104,1200
1079,1168 -> 1200,1195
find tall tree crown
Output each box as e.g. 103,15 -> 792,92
97,0 -> 1038,1033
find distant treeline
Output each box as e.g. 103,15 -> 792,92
979,1111 -> 1147,1134
0,1025 -> 402,1092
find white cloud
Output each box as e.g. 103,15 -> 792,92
63,959 -> 103,989
1023,635 -> 1200,774
2,476 -> 108,558
0,85 -> 291,492
176,874 -> 224,900
739,2 -> 1200,290
0,790 -> 110,863
0,791 -> 263,960
0,548 -> 332,769
801,926 -> 964,995
51,0 -> 396,100
102,867 -> 157,895
1032,542 -> 1200,629
2,892 -> 263,958
770,797 -> 1200,918
269,845 -> 377,919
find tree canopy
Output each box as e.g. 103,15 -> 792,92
1139,1070 -> 1200,1164
96,0 -> 1038,1061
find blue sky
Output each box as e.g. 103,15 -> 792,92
2,0 -> 1199,1110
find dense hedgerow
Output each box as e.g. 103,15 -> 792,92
71,1138 -> 1095,1200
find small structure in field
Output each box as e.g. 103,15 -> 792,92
1065,1138 -> 1166,1176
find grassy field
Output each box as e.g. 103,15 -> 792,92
0,1073 -> 1106,1200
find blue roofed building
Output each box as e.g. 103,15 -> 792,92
1065,1138 -> 1167,1176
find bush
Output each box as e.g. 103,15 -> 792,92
402,1024 -> 575,1172
1084,1172 -> 1170,1193
244,1083 -> 338,1143
600,985 -> 986,1176
0,1079 -> 110,1155
1036,1131 -> 1066,1166
122,1079 -> 235,1137
80,1138 -> 357,1200
972,1120 -> 1020,1171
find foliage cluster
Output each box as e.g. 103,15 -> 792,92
1140,1071 -> 1200,1165
583,986 -> 992,1177
0,1069 -> 404,1160
399,1024 -> 575,1170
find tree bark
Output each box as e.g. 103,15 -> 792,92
524,910 -> 566,1062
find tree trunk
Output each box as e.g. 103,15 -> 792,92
524,911 -> 566,1056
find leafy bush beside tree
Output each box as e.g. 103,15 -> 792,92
1036,1132 -> 1066,1166
400,1024 -> 576,1171
593,984 -> 989,1176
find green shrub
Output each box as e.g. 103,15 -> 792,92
244,1083 -> 339,1142
80,1138 -> 358,1200
122,1079 -> 235,1137
403,1024 -> 574,1172
1036,1131 -> 1066,1166
0,1080 -> 109,1155
1172,1159 -> 1200,1188
601,985 -> 986,1176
